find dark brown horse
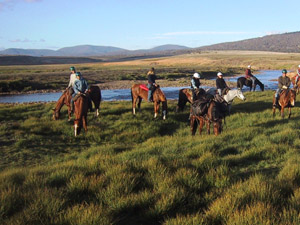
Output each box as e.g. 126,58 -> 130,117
237,76 -> 264,91
131,84 -> 167,120
74,94 -> 89,136
190,100 -> 225,136
291,75 -> 300,94
53,85 -> 101,121
273,88 -> 296,119
176,88 -> 206,112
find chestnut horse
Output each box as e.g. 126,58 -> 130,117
131,84 -> 167,120
237,76 -> 264,91
53,85 -> 101,121
176,88 -> 206,112
291,76 -> 300,94
74,94 -> 89,136
272,88 -> 296,119
190,100 -> 224,136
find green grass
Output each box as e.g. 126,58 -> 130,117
1,91 -> 300,224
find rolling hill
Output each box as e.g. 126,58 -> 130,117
196,31 -> 300,52
0,44 -> 190,57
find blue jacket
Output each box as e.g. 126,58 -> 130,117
73,78 -> 89,95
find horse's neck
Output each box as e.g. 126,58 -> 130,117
223,90 -> 236,103
55,94 -> 66,112
154,89 -> 166,102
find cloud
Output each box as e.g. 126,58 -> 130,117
0,0 -> 41,11
10,38 -> 45,43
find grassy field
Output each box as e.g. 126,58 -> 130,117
1,91 -> 300,224
2,50 -> 300,93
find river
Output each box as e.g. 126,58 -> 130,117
0,70 -> 281,103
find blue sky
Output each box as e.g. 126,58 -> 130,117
0,0 -> 299,50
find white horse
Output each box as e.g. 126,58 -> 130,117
206,88 -> 246,113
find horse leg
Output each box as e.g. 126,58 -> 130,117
190,116 -> 197,136
137,97 -> 142,113
154,102 -> 159,119
206,120 -> 210,135
281,107 -> 285,119
83,116 -> 88,132
132,97 -> 137,115
67,105 -> 72,121
288,107 -> 291,119
199,117 -> 204,135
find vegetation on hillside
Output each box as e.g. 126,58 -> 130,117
1,91 -> 300,224
197,31 -> 300,53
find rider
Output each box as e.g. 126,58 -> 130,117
147,67 -> 158,102
67,66 -> 77,95
71,72 -> 90,112
274,69 -> 291,106
245,65 -> 256,91
295,64 -> 300,85
216,72 -> 229,96
191,72 -> 201,100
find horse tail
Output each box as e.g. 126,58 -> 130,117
237,78 -> 242,89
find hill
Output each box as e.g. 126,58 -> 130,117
0,44 -> 190,57
197,31 -> 300,52
0,55 -> 102,65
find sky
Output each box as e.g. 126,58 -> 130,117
0,0 -> 299,51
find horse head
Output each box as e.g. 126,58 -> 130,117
52,108 -> 60,120
236,89 -> 246,101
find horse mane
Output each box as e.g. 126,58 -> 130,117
54,91 -> 67,112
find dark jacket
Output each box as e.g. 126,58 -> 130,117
147,71 -> 157,85
278,76 -> 291,89
216,77 -> 228,89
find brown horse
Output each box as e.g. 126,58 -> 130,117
190,100 -> 224,136
131,84 -> 167,120
176,88 -> 206,112
53,85 -> 101,121
74,94 -> 89,136
291,75 -> 300,94
273,88 -> 296,119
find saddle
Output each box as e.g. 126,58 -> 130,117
72,93 -> 87,102
221,87 -> 229,96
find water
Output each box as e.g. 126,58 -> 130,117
0,70 -> 281,103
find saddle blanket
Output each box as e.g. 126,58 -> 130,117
140,84 -> 149,91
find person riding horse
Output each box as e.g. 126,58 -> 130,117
67,66 -> 77,95
274,69 -> 291,107
147,67 -> 158,102
245,65 -> 256,91
294,65 -> 300,85
191,72 -> 201,101
72,72 -> 91,112
216,72 -> 229,96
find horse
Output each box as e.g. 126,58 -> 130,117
291,75 -> 300,94
206,88 -> 246,114
74,93 -> 89,136
53,85 -> 101,121
237,76 -> 264,91
131,84 -> 167,120
190,100 -> 225,136
272,88 -> 296,119
176,88 -> 207,112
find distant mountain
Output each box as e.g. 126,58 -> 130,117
197,31 -> 300,52
0,48 -> 57,57
0,44 -> 190,57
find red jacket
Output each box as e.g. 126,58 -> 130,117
245,69 -> 253,78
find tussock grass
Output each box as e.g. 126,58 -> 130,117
1,91 -> 300,224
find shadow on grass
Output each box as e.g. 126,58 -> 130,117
231,101 -> 272,113
254,115 -> 300,128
